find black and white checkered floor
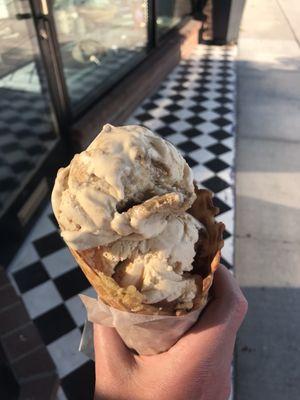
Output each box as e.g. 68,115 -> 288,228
8,44 -> 236,400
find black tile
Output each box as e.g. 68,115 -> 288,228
174,77 -> 187,84
172,84 -> 186,92
39,132 -> 56,142
11,160 -> 34,174
169,94 -> 184,102
198,78 -> 211,86
223,229 -> 231,240
62,361 -> 95,400
33,231 -> 65,258
13,261 -> 50,293
142,102 -> 156,111
182,128 -> 202,139
209,130 -> 232,141
207,143 -> 230,156
2,117 -> 19,124
0,142 -> 21,152
156,126 -> 176,138
214,96 -> 230,104
184,155 -> 199,168
177,141 -> 200,153
34,304 -> 76,345
165,104 -> 181,112
135,113 -> 152,122
217,71 -> 232,79
213,106 -> 232,115
220,257 -> 232,269
26,144 -> 47,156
204,158 -> 229,173
0,177 -> 19,191
212,117 -> 232,127
212,196 -> 231,215
151,92 -> 163,101
161,114 -> 179,124
191,95 -> 208,103
217,87 -> 233,95
186,116 -> 205,126
54,268 -> 91,301
25,117 -> 45,126
48,213 -> 59,228
201,176 -> 230,193
188,105 -> 206,113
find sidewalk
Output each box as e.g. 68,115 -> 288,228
235,0 -> 300,399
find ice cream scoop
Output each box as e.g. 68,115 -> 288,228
52,124 -> 195,250
52,124 -> 224,314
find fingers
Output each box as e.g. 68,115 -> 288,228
171,265 -> 247,356
197,265 -> 248,331
93,324 -> 135,373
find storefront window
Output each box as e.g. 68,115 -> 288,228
156,0 -> 192,39
53,0 -> 148,111
0,0 -> 58,216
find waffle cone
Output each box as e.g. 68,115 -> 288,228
70,187 -> 225,315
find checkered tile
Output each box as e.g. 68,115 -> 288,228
0,87 -> 56,211
8,44 -> 237,400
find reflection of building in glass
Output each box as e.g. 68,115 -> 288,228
53,0 -> 149,108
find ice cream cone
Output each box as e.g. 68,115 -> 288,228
69,187 -> 224,316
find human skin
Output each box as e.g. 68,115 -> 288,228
93,265 -> 248,400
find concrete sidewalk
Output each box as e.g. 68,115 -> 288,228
235,0 -> 300,399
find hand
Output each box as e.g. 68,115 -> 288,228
93,265 -> 248,400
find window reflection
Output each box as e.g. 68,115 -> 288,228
156,0 -> 191,38
53,0 -> 148,109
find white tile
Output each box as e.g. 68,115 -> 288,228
193,164 -> 215,183
181,88 -> 198,98
192,134 -> 217,148
56,386 -> 68,400
170,120 -> 192,132
177,98 -> 196,109
197,121 -> 219,134
218,168 -> 234,185
28,215 -> 56,241
220,150 -> 235,165
47,328 -> 88,378
126,116 -> 138,125
199,110 -> 219,121
222,136 -> 235,149
43,247 -> 77,279
173,109 -> 194,120
65,295 -> 87,327
203,82 -> 223,91
22,281 -> 62,319
83,286 -> 97,298
148,107 -> 169,119
8,243 -> 39,273
189,148 -> 215,164
159,88 -> 177,97
153,98 -> 172,108
217,209 -> 234,235
220,236 -> 234,266
201,100 -> 220,109
166,133 -> 187,146
145,118 -> 165,131
217,187 -> 234,209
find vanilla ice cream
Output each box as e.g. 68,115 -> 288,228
52,124 -> 203,309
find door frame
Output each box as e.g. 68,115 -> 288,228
0,0 -> 72,267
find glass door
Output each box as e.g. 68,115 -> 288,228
52,0 -> 149,111
0,0 -> 68,265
